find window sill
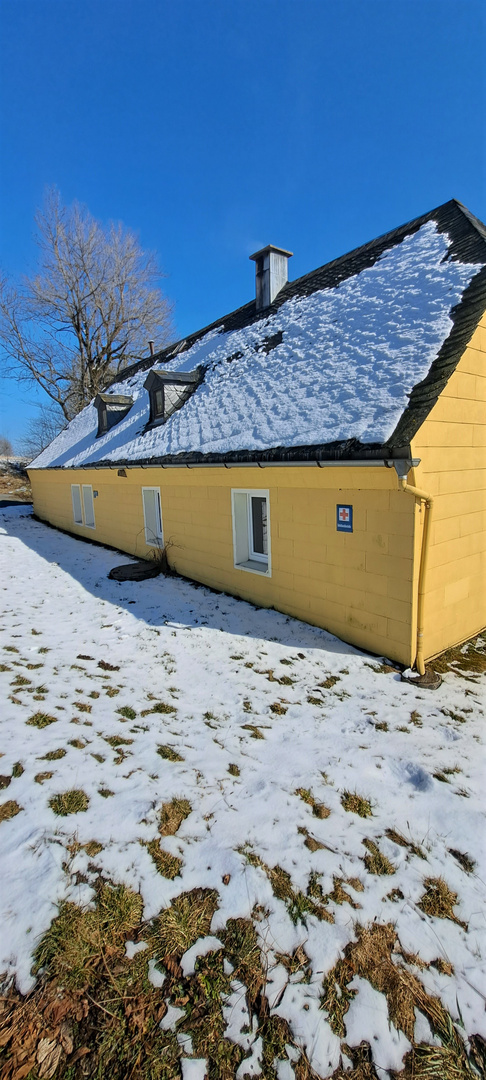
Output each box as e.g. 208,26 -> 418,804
235,559 -> 270,576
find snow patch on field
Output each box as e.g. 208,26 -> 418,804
0,506 -> 485,1072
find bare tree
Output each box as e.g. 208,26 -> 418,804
21,405 -> 65,460
0,435 -> 13,456
0,189 -> 173,420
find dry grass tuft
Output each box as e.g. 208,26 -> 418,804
11,762 -> 24,777
49,789 -> 89,816
319,675 -> 340,689
276,944 -> 311,977
269,702 -> 287,715
151,888 -> 219,959
296,787 -> 331,818
40,748 -> 66,761
431,634 -> 486,676
220,916 -> 265,1012
241,722 -> 265,738
228,763 -> 240,776
34,771 -> 54,784
159,797 -> 191,837
448,848 -> 475,874
362,838 -> 395,876
418,877 -> 467,928
146,840 -> 183,879
341,791 -> 373,818
84,841 -> 103,857
157,744 -> 184,762
0,799 -> 22,823
329,877 -> 361,910
26,712 -> 58,728
117,705 -> 137,720
141,701 -> 177,716
385,827 -> 425,858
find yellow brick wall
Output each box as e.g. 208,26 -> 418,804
28,464 -> 416,665
410,310 -> 486,659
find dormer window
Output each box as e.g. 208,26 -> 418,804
144,367 -> 204,427
94,394 -> 133,438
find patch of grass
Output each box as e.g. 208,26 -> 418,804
49,789 -> 89,816
40,748 -> 66,762
241,723 -> 265,738
269,702 -> 287,715
69,738 -> 87,749
33,882 -> 143,988
329,877 -> 361,909
418,877 -> 467,928
386,887 -> 405,902
141,701 -> 177,716
0,799 -> 22,823
88,690 -> 100,699
151,888 -> 219,960
146,840 -> 183,879
410,710 -> 422,726
242,698 -> 252,712
117,705 -> 137,720
34,771 -> 54,784
105,686 -> 120,697
10,674 -> 31,687
99,788 -> 114,798
278,674 -> 294,685
74,700 -> 92,713
243,850 -> 333,925
295,787 -> 331,818
431,634 -> 486,676
307,696 -> 323,706
3,645 -> 19,653
228,763 -> 240,777
362,838 -> 395,875
104,735 -> 134,748
341,790 -> 373,818
385,827 -> 425,859
12,761 -> 24,776
84,841 -> 103,857
220,917 -> 265,1012
0,663 -> 11,672
91,752 -> 105,762
26,711 -> 58,728
98,660 -> 120,671
157,744 -> 184,762
448,848 -> 475,874
276,944 -> 310,977
375,721 -> 388,732
319,675 -> 340,689
159,797 -> 191,836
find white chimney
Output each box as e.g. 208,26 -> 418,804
249,245 -> 293,310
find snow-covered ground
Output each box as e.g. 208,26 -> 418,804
1,505 -> 485,1077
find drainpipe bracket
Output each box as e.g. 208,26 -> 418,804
385,458 -> 421,479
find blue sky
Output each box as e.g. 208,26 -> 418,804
0,0 -> 484,447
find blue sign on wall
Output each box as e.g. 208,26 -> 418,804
336,504 -> 353,532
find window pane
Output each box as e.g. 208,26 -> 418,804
71,485 -> 83,524
142,488 -> 163,545
82,485 -> 95,528
251,496 -> 267,555
154,388 -> 164,417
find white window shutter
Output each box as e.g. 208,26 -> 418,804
82,485 -> 95,528
142,488 -> 163,546
71,485 -> 83,524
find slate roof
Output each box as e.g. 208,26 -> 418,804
32,199 -> 486,471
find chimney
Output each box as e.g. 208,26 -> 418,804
148,339 -> 155,356
249,245 -> 293,310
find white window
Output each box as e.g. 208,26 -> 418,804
71,484 -> 83,525
142,487 -> 163,547
231,489 -> 271,575
71,483 -> 95,529
82,485 -> 95,529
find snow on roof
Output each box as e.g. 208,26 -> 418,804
32,219 -> 483,469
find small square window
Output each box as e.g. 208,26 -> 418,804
231,490 -> 271,575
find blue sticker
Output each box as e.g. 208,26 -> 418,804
337,504 -> 353,532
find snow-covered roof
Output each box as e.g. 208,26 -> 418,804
31,200 -> 486,470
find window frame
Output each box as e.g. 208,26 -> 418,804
231,489 -> 271,576
141,486 -> 164,548
71,483 -> 96,529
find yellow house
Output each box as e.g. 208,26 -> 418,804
29,200 -> 486,676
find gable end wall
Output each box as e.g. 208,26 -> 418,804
411,311 -> 486,658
